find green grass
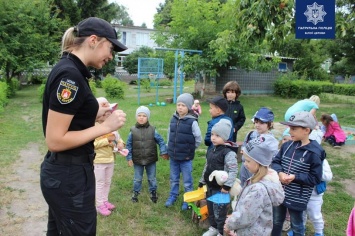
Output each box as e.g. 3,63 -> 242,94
0,84 -> 354,235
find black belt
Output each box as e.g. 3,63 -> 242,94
47,151 -> 95,165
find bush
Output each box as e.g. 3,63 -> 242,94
38,84 -> 45,102
89,79 -> 97,96
7,78 -> 20,98
101,75 -> 127,99
0,81 -> 9,112
157,79 -> 172,86
30,74 -> 47,84
273,75 -> 355,98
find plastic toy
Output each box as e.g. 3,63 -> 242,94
183,185 -> 208,220
161,102 -> 166,106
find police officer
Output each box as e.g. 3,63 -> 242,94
40,17 -> 127,235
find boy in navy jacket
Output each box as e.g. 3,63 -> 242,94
205,96 -> 234,151
271,111 -> 325,236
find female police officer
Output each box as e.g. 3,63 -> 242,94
40,17 -> 127,235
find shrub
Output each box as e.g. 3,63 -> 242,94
157,79 -> 172,86
89,79 -> 97,96
0,81 -> 9,112
7,78 -> 20,98
101,75 -> 127,99
30,74 -> 47,84
38,84 -> 45,102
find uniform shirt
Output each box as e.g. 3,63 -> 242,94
42,53 -> 98,156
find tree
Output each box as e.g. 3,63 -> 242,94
53,0 -> 133,26
122,46 -> 155,74
0,0 -> 66,81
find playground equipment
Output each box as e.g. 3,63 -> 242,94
183,186 -> 208,220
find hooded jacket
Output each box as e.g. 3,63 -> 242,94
272,139 -> 325,211
226,169 -> 284,236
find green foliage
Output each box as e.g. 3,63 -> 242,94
274,75 -> 355,98
89,79 -> 97,96
6,78 -> 20,98
140,79 -> 151,92
0,81 -> 9,112
122,46 -> 155,74
37,84 -> 45,103
0,0 -> 66,80
101,75 -> 126,99
157,79 -> 172,86
274,75 -> 325,98
95,79 -> 102,88
30,74 -> 47,85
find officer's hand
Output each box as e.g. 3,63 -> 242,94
103,110 -> 126,131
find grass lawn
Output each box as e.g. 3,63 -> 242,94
0,83 -> 354,235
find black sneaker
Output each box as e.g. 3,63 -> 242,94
131,191 -> 139,203
150,190 -> 158,203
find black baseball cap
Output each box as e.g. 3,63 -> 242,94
208,96 -> 228,112
77,17 -> 127,52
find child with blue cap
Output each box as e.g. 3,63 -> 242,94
239,107 -> 279,186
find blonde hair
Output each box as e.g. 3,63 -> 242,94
309,95 -> 320,106
60,27 -> 104,55
250,165 -> 269,183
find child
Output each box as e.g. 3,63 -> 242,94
287,159 -> 332,236
320,113 -> 346,148
205,96 -> 234,151
284,95 -> 320,122
222,81 -> 246,142
271,111 -> 325,236
191,99 -> 202,116
198,119 -> 238,236
125,106 -> 168,203
94,97 -> 122,216
239,107 -> 279,186
165,93 -> 202,209
280,128 -> 293,232
224,136 -> 285,236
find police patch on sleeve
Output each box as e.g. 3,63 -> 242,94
57,78 -> 79,104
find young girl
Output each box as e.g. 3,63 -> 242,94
320,113 -> 346,148
222,81 -> 246,142
191,99 -> 202,116
224,136 -> 285,236
239,107 -> 279,186
94,97 -> 124,216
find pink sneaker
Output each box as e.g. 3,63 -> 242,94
104,201 -> 116,211
97,205 -> 111,216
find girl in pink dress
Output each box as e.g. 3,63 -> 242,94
320,113 -> 346,148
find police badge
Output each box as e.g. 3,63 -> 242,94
57,79 -> 79,104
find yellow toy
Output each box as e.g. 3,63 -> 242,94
183,185 -> 208,220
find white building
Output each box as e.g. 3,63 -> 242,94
112,25 -> 158,70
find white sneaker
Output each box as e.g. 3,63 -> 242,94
202,226 -> 219,236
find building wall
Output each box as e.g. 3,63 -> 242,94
195,60 -> 295,95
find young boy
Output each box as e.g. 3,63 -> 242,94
271,111 -> 325,236
199,119 -> 238,236
239,107 -> 279,186
205,96 -> 234,151
222,81 -> 246,142
165,93 -> 202,210
125,106 -> 169,203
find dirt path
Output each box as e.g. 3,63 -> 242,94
0,143 -> 47,236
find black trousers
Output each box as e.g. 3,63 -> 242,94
206,187 -> 229,235
40,152 -> 96,236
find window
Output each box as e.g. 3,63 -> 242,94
278,62 -> 287,72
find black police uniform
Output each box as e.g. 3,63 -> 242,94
40,52 -> 98,236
